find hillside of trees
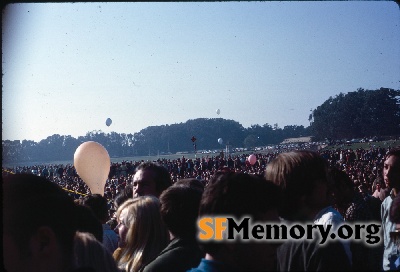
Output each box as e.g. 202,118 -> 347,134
2,87 -> 399,164
310,87 -> 400,140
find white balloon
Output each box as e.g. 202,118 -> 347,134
216,109 -> 220,115
74,141 -> 110,196
218,138 -> 223,145
106,118 -> 112,126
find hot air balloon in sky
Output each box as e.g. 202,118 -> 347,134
106,118 -> 112,127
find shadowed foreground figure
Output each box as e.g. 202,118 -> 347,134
3,174 -> 92,272
141,178 -> 204,272
265,150 -> 351,271
189,173 -> 282,271
80,194 -> 119,254
330,166 -> 382,271
74,231 -> 119,272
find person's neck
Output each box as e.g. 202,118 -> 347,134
205,252 -> 232,266
205,253 -> 215,261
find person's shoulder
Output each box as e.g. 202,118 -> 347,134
277,240 -> 350,264
142,240 -> 203,272
103,226 -> 118,236
143,252 -> 201,272
382,195 -> 393,206
186,259 -> 230,272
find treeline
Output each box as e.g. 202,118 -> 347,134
2,87 -> 399,164
310,87 -> 400,140
2,120 -> 309,163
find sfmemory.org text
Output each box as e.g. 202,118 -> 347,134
198,217 -> 381,245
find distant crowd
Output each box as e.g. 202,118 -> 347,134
1,146 -> 396,232
1,146 -> 394,202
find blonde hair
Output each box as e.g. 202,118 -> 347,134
74,231 -> 119,272
114,196 -> 168,272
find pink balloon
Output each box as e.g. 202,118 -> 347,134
248,154 -> 257,165
74,141 -> 110,196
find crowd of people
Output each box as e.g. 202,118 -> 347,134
1,147 -> 393,199
3,145 -> 400,271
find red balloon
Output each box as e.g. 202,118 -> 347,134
248,154 -> 257,165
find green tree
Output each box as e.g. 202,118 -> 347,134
244,135 -> 258,150
310,88 -> 400,140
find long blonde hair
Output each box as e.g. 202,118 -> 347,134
114,196 -> 168,272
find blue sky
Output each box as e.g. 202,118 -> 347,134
2,2 -> 399,142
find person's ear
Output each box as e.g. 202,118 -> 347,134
30,226 -> 58,257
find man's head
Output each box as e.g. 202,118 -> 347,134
81,194 -> 109,223
329,167 -> 354,208
173,178 -> 205,191
265,150 -> 331,221
132,162 -> 172,198
198,173 -> 281,271
3,174 -> 79,272
74,204 -> 103,242
383,148 -> 400,191
159,178 -> 204,239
